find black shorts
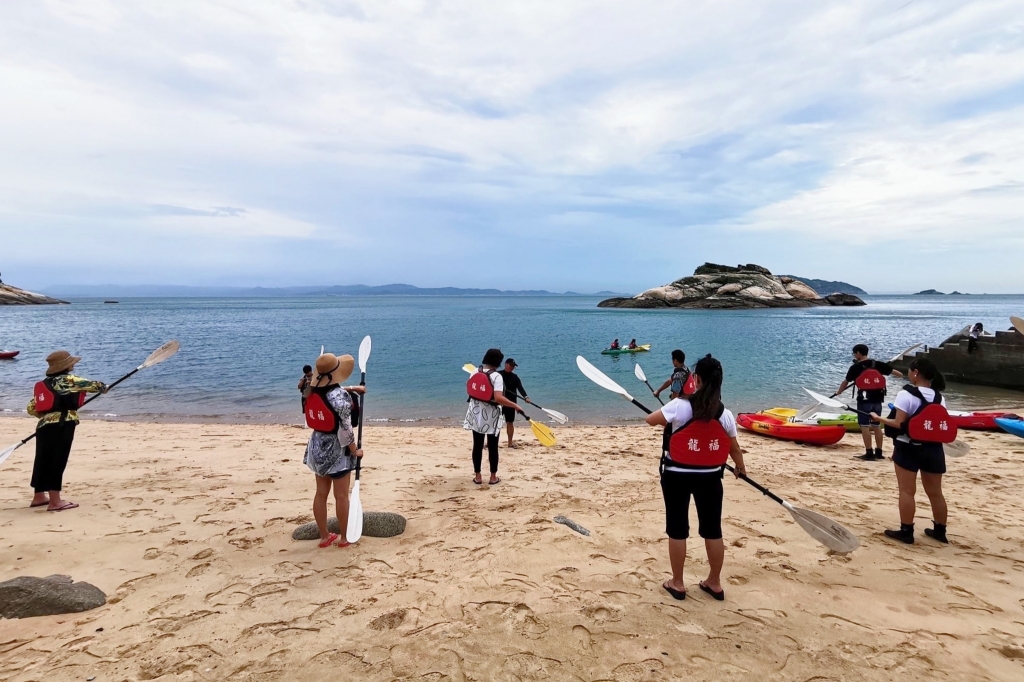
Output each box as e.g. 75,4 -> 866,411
660,469 -> 724,540
892,440 -> 946,475
857,401 -> 883,427
328,469 -> 353,479
502,407 -> 517,423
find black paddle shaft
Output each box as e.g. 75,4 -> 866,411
643,380 -> 665,406
355,371 -> 365,481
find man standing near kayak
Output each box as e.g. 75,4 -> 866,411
498,358 -> 531,448
654,350 -> 690,400
836,344 -> 903,461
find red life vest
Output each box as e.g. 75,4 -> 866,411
855,361 -> 887,391
466,369 -> 496,402
33,377 -> 86,415
682,374 -> 697,396
667,404 -> 730,468
904,386 -> 957,444
305,387 -> 342,433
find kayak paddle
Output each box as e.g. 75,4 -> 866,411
633,363 -> 665,405
461,363 -> 568,425
577,356 -> 860,553
803,388 -> 969,458
1011,316 -> 1024,337
347,335 -> 371,544
0,340 -> 181,467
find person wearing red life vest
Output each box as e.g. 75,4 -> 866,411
654,349 -> 694,401
26,350 -> 107,511
871,358 -> 952,545
464,348 -> 524,485
836,344 -> 903,461
303,353 -> 365,548
645,355 -> 746,602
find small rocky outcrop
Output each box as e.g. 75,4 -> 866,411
0,575 -> 106,619
598,264 -> 866,309
0,283 -> 68,305
292,511 -> 407,540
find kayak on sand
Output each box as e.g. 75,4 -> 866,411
761,407 -> 860,432
0,350 -> 19,360
737,412 -> 846,446
995,416 -> 1024,439
601,344 -> 651,355
948,410 -> 1020,431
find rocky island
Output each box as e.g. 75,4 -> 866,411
0,283 -> 67,305
598,263 -> 866,309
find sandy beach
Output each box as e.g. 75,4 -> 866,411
2,417 -> 1024,681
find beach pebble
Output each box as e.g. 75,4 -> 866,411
0,575 -> 106,619
292,512 -> 407,540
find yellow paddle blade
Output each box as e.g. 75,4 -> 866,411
462,363 -> 476,374
530,419 -> 557,447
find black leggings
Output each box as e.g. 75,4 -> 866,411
472,431 -> 500,474
31,421 -> 77,493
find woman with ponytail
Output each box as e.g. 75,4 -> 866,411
645,354 -> 746,601
871,357 -> 950,544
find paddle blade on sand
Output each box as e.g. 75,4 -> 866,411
530,419 -> 557,447
783,502 -> 860,553
140,340 -> 180,369
634,363 -> 647,382
358,336 -> 372,373
944,439 -> 970,458
0,442 -> 23,467
347,479 -> 363,543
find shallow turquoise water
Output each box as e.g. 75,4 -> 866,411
1,295 -> 1022,424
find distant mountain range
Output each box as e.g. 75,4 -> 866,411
784,276 -> 868,296
42,283 -> 629,298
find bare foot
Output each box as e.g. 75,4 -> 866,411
30,496 -> 49,508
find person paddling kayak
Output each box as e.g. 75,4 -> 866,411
645,355 -> 746,601
871,358 -> 951,545
835,344 -> 902,461
609,338 -> 620,350
27,351 -> 108,511
303,353 -> 365,548
465,348 -> 525,485
498,358 -> 531,448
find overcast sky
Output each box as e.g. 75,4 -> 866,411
2,1 -> 1023,293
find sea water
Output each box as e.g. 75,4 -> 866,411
1,295 -> 1023,424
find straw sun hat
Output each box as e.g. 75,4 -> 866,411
46,350 -> 81,376
313,353 -> 354,388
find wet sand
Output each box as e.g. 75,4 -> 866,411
2,418 -> 1024,681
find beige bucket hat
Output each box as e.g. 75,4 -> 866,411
46,350 -> 81,376
312,353 -> 354,388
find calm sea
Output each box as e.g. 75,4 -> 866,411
2,295 -> 1023,425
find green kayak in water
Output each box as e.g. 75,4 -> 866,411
600,344 -> 651,355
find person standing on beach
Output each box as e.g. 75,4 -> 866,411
645,355 -> 746,601
835,344 -> 902,461
498,358 -> 531,448
654,349 -> 690,400
303,353 -> 364,548
871,358 -> 950,545
26,351 -> 107,511
297,364 -> 313,415
465,348 -> 524,485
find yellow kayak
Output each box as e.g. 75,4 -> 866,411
601,344 -> 651,355
762,407 -> 861,432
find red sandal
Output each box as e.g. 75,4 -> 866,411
318,533 -> 339,548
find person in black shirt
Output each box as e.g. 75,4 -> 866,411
498,358 -> 531,448
836,344 -> 903,461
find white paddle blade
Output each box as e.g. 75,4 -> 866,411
358,336 -> 372,373
944,439 -> 970,458
576,356 -> 634,400
888,343 -> 923,363
0,442 -> 22,467
462,363 -> 476,374
320,345 -> 325,356
784,503 -> 860,553
804,388 -> 847,410
540,407 -> 569,425
140,340 -> 180,369
634,364 -> 647,382
530,419 -> 557,447
346,480 -> 363,542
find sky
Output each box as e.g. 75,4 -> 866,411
1,0 -> 1023,294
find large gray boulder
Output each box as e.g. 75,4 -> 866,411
292,511 -> 407,540
0,575 -> 106,619
0,283 -> 67,305
598,263 -> 865,309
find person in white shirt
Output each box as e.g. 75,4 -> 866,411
871,358 -> 949,545
645,355 -> 746,602
464,348 -> 524,485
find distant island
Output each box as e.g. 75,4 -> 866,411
42,284 -> 630,298
598,263 -> 866,309
914,289 -> 969,296
782,276 -> 867,296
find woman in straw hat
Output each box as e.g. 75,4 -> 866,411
26,350 -> 107,511
303,353 -> 364,548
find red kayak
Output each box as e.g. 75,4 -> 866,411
737,412 -> 846,446
948,411 -> 1021,431
0,350 -> 19,359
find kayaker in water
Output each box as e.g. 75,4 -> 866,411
870,357 -> 950,545
654,349 -> 690,400
303,353 -> 364,548
835,344 -> 902,461
465,348 -> 525,485
498,358 -> 531,449
628,339 -> 638,349
645,354 -> 746,601
26,351 -> 108,511
610,339 -> 621,350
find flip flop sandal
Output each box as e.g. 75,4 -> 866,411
335,539 -> 352,548
699,582 -> 725,601
663,582 -> 686,600
488,478 -> 501,485
473,478 -> 483,485
47,502 -> 78,512
318,533 -> 339,548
